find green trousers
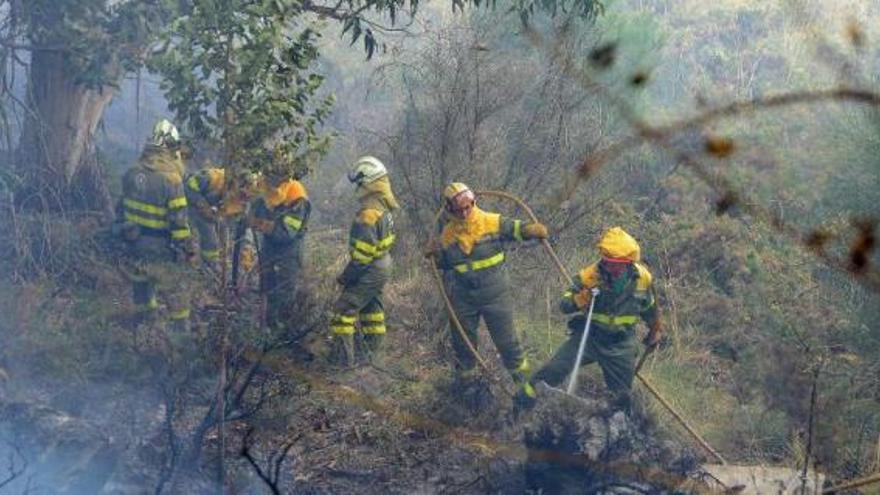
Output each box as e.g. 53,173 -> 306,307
260,240 -> 304,331
447,279 -> 525,374
533,326 -> 638,394
330,264 -> 390,364
189,207 -> 221,266
126,237 -> 192,332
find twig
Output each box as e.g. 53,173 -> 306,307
525,22 -> 880,293
822,471 -> 880,494
0,440 -> 27,490
240,428 -> 298,495
801,361 -> 822,495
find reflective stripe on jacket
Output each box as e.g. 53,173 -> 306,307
186,168 -> 226,206
250,180 -> 311,246
120,149 -> 191,243
436,208 -> 526,279
348,207 -> 395,267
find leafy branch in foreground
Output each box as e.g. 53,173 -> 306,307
149,1 -> 335,177
524,25 -> 880,293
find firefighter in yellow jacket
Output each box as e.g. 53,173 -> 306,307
249,175 -> 311,331
117,119 -> 194,332
184,165 -> 257,273
330,156 -> 399,366
532,227 -> 662,409
427,182 -> 549,401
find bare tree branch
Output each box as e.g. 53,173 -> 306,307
240,427 -> 299,495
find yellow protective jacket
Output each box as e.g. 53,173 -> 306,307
340,177 -> 398,283
119,145 -> 192,246
561,227 -> 658,330
185,167 -> 251,219
436,206 -> 543,287
249,178 -> 310,246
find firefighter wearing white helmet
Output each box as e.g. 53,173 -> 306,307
347,156 -> 388,185
152,119 -> 181,148
116,119 -> 194,333
329,156 -> 400,367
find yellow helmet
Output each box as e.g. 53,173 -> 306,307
443,182 -> 476,218
597,227 -> 641,262
443,182 -> 471,200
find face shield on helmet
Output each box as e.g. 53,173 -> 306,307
443,182 -> 476,220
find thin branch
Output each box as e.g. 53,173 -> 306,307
525,24 -> 880,293
0,39 -> 68,52
301,0 -> 414,33
240,428 -> 299,495
0,440 -> 27,490
801,361 -> 823,495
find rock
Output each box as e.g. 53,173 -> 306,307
0,399 -> 120,494
700,464 -> 825,494
521,383 -> 701,494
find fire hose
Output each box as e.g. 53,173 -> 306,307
427,190 -> 569,397
427,190 -> 726,465
823,471 -> 880,494
567,287 -> 599,395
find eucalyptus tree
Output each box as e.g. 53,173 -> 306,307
3,0 -> 175,211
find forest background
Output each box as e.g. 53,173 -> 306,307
0,0 -> 878,492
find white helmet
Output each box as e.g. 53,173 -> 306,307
151,119 -> 181,148
347,156 -> 387,186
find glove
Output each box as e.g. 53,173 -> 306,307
240,245 -> 256,272
522,222 -> 549,240
422,238 -> 442,259
573,286 -> 599,310
643,320 -> 663,348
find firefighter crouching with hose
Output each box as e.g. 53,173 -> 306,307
527,227 -> 663,412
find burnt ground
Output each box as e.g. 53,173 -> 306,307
0,329 -> 716,494
0,268 -> 713,495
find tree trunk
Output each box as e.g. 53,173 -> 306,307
16,49 -> 116,214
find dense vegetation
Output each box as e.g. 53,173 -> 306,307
0,0 -> 878,492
